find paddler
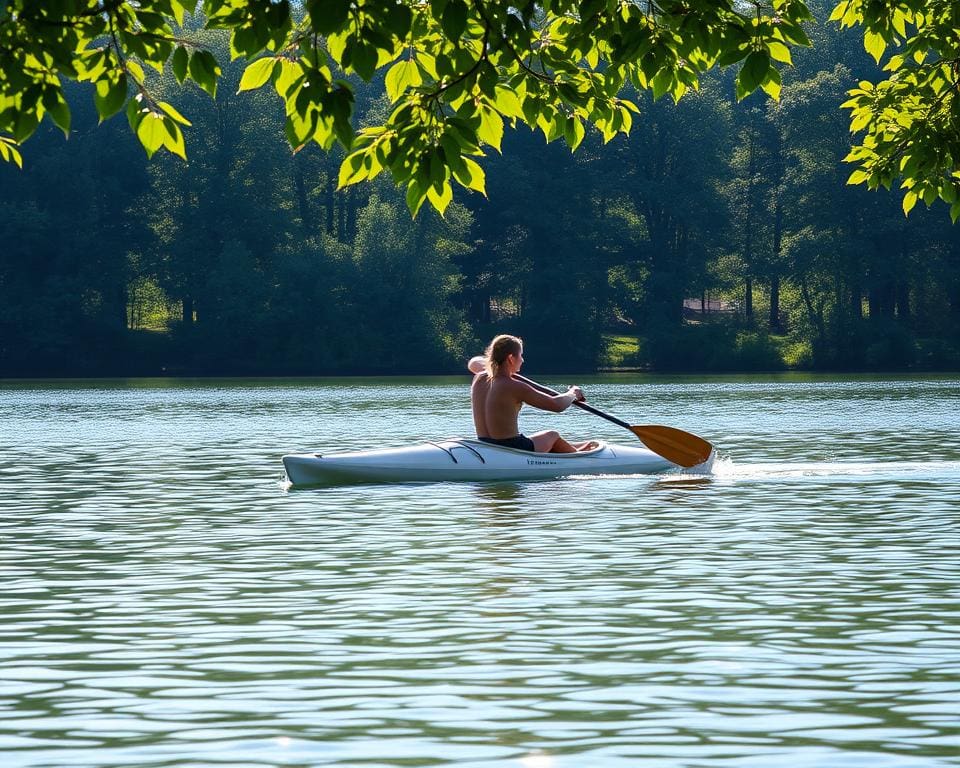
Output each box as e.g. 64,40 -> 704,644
468,334 -> 599,453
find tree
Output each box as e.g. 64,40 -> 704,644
11,0 -> 927,220
3,1 -> 956,217
833,0 -> 960,221
0,91 -> 150,375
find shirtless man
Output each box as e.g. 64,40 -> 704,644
468,335 -> 597,453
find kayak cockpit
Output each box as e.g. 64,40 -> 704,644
435,438 -> 609,463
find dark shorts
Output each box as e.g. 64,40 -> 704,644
479,434 -> 536,452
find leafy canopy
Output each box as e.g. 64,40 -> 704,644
0,1 -> 956,218
834,0 -> 960,222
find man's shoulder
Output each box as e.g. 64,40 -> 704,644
488,375 -> 523,393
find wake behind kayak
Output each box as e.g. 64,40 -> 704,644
282,438 -> 714,487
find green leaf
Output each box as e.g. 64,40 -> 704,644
651,69 -> 672,101
337,150 -> 368,188
136,112 -> 166,159
477,108 -> 503,152
189,50 -> 221,97
308,0 -> 350,35
42,88 -> 70,135
441,0 -> 469,40
275,59 -> 303,98
0,138 -> 23,169
779,23 -> 811,47
737,51 -> 770,100
564,116 -> 585,150
902,189 -> 917,216
171,46 -> 188,84
285,112 -> 311,150
426,179 -> 453,215
864,31 -> 886,64
126,60 -> 145,85
827,2 -> 848,23
94,75 -> 128,122
847,169 -> 869,185
493,87 -> 523,119
453,156 -> 486,194
127,97 -> 145,131
157,101 -> 192,126
386,3 -> 413,39
170,0 -> 193,26
760,68 -> 781,100
238,57 -> 276,92
717,45 -> 749,68
350,41 -> 378,81
406,179 -> 427,217
385,60 -> 422,102
767,41 -> 792,65
891,10 -> 907,37
160,116 -> 186,160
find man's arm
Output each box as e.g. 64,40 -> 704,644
515,379 -> 582,413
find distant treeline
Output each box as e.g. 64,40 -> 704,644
1,2 -> 958,377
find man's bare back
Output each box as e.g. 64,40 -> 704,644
473,372 -> 582,438
468,340 -> 594,453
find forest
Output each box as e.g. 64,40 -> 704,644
1,2 -> 958,377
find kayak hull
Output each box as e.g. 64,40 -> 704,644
283,439 -> 713,486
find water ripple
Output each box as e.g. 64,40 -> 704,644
1,376 -> 959,767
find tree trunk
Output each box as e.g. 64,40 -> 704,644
346,186 -> 357,240
851,286 -> 862,320
800,278 -> 827,352
294,155 -> 310,232
116,284 -> 128,330
869,281 -> 896,319
325,172 -> 335,235
743,119 -> 756,324
337,191 -> 346,241
769,275 -> 780,332
770,194 -> 783,332
883,281 -> 896,318
896,280 -> 910,324
182,296 -> 194,325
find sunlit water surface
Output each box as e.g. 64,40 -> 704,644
1,375 -> 959,768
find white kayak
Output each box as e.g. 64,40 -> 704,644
283,438 -> 715,486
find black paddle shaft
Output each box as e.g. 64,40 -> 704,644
571,399 -> 633,430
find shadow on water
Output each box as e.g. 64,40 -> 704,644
649,475 -> 716,492
470,482 -> 530,519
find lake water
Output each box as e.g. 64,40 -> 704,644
1,375 -> 959,768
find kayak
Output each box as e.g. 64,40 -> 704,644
283,438 -> 715,486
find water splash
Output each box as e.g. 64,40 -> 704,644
709,454 -> 960,482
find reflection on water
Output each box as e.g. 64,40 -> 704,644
1,376 -> 959,767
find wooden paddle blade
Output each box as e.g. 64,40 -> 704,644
630,425 -> 714,468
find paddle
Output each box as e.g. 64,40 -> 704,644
516,373 -> 714,469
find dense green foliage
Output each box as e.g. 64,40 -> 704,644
0,0 -> 958,217
1,7 -> 957,377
